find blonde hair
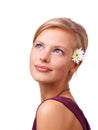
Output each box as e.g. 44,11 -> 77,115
33,17 -> 88,52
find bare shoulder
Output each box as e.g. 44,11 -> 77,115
37,99 -> 83,130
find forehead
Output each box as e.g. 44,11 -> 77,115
35,28 -> 75,49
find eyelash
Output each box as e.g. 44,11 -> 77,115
34,43 -> 64,55
35,43 -> 43,49
54,49 -> 63,54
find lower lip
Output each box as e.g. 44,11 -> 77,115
35,66 -> 51,72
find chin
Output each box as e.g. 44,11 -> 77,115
31,72 -> 49,82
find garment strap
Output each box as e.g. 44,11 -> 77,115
32,96 -> 91,130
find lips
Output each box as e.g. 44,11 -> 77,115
35,65 -> 51,72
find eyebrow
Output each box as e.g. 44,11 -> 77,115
33,40 -> 44,45
54,45 -> 68,50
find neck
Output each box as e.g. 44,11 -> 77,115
39,82 -> 69,101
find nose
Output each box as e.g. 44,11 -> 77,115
40,49 -> 50,63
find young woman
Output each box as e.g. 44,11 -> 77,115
30,17 -> 91,130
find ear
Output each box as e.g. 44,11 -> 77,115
70,61 -> 82,74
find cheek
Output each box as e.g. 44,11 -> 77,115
30,51 -> 36,70
30,51 -> 33,64
30,50 -> 37,63
30,51 -> 37,76
54,59 -> 71,74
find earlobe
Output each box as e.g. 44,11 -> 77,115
70,61 -> 82,74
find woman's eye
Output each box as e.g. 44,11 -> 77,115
54,49 -> 63,54
36,44 -> 43,49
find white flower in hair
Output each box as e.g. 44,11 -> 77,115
72,48 -> 85,64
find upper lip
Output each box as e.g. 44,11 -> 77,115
35,64 -> 52,71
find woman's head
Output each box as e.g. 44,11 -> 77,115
30,18 -> 88,83
33,17 -> 88,52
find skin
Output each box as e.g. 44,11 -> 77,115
30,28 -> 83,130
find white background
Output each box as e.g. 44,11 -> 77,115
0,0 -> 97,129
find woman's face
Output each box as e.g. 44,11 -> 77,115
30,28 -> 75,84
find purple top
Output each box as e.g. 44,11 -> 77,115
32,96 -> 91,130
